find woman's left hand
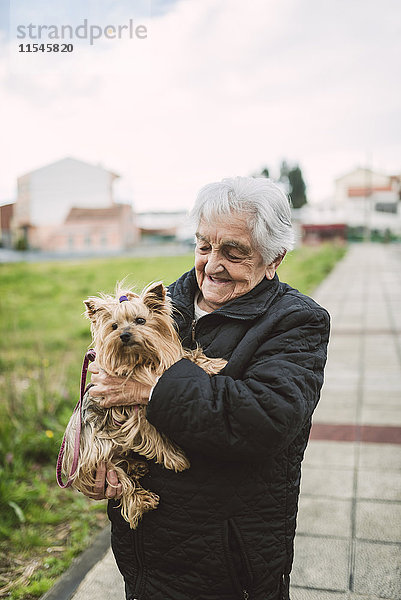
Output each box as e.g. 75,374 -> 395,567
88,361 -> 153,408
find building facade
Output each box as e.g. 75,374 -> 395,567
51,205 -> 138,253
334,167 -> 401,235
12,157 -> 138,252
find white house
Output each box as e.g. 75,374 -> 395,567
12,157 -> 138,251
334,167 -> 401,234
291,167 -> 401,243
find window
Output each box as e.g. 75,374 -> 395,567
375,202 -> 397,214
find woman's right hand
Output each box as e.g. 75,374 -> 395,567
84,462 -> 123,500
88,361 -> 152,408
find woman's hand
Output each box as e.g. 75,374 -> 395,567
88,361 -> 153,408
84,462 -> 123,500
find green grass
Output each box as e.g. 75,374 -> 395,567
0,244 -> 346,598
278,243 -> 347,293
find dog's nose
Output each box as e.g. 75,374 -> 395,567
120,332 -> 131,344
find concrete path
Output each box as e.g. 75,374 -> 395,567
291,243 -> 401,600
46,243 -> 401,600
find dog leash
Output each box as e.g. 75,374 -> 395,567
56,349 -> 96,488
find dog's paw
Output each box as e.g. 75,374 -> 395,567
163,451 -> 190,472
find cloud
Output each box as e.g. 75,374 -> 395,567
1,0 -> 400,209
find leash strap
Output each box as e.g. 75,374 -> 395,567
56,349 -> 96,488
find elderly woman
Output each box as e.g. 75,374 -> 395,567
88,176 -> 330,600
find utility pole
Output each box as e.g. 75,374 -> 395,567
364,156 -> 372,242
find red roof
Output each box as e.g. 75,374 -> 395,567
65,205 -> 129,222
302,223 -> 346,232
348,186 -> 392,197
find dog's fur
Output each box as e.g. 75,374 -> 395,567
61,281 -> 226,528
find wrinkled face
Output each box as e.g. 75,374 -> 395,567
194,213 -> 268,312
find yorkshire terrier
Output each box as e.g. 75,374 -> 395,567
60,281 -> 226,528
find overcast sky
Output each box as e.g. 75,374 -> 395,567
1,0 -> 400,211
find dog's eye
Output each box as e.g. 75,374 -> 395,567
135,317 -> 146,325
112,323 -> 118,330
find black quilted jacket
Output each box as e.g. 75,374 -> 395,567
108,268 -> 330,600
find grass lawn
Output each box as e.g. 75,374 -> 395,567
0,243 -> 346,599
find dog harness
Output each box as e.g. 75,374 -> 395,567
56,348 -> 96,488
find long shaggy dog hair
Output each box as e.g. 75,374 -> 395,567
61,281 -> 226,528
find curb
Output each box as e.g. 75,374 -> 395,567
40,526 -> 111,600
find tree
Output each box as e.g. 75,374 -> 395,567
288,166 -> 307,209
279,160 -> 307,209
253,161 -> 307,208
252,166 -> 270,179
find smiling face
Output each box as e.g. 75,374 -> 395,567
194,213 -> 269,312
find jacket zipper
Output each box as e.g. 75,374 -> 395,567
191,318 -> 197,344
223,519 -> 253,599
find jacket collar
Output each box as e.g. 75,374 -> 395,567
169,267 -> 281,321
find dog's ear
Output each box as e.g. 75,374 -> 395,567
84,297 -> 106,320
141,282 -> 166,313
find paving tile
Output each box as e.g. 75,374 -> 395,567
363,360 -> 400,373
360,407 -> 401,426
364,334 -> 399,351
291,536 -> 350,591
352,541 -> 401,598
350,595 -> 393,600
362,380 -> 401,394
324,374 -> 359,388
325,358 -> 360,371
326,358 -> 360,371
297,497 -> 352,537
313,406 -> 358,424
363,370 -> 401,384
304,440 -> 357,469
357,469 -> 401,501
363,391 -> 401,409
317,392 -> 358,407
319,389 -> 359,403
351,596 -> 393,600
327,337 -> 360,350
290,589 -> 347,600
358,443 -> 401,471
355,500 -> 401,542
71,549 -> 124,600
360,406 -> 401,427
301,466 -> 354,499
364,370 -> 401,385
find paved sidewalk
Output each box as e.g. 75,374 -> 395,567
49,243 -> 401,600
291,243 -> 401,599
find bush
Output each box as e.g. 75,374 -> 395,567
14,237 -> 28,251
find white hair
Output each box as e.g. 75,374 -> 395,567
190,176 -> 295,265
